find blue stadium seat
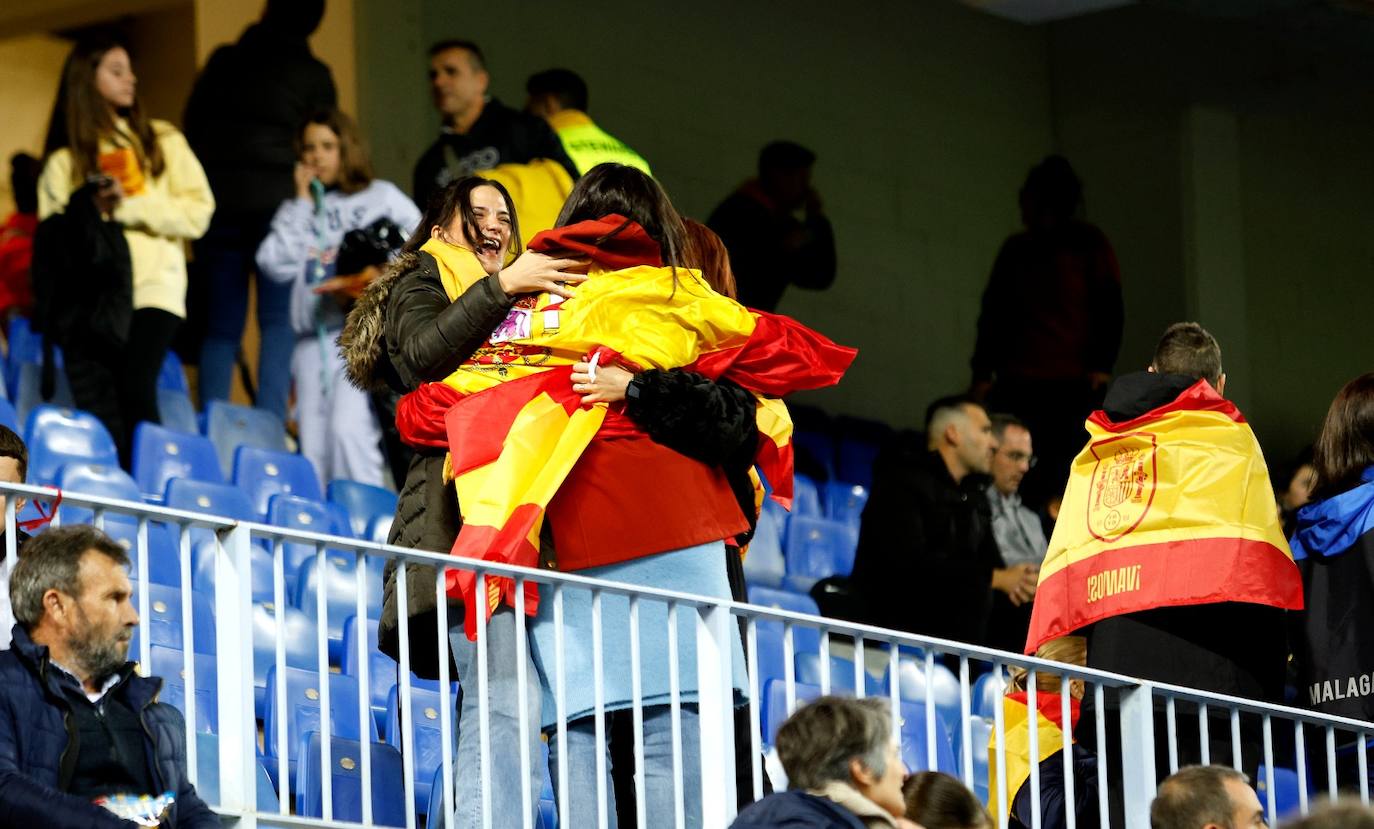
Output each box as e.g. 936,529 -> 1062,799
268,494 -> 345,577
12,362 -> 75,424
762,498 -> 790,549
296,733 -> 406,826
327,479 -> 398,539
747,584 -> 818,617
753,617 -> 821,696
192,537 -> 283,603
326,501 -> 356,539
158,351 -> 188,393
836,436 -> 882,489
742,509 -> 785,588
99,518 -> 181,587
881,657 -> 963,738
261,665 -> 377,788
25,405 -> 118,484
968,715 -> 991,802
896,699 -> 958,775
252,601 -> 322,717
157,388 -> 199,436
1256,765 -> 1304,824
790,474 -> 823,518
234,445 -> 322,518
0,397 -> 17,432
295,551 -> 385,662
384,684 -> 457,815
795,652 -> 881,695
782,515 -> 858,593
165,477 -> 257,522
191,733 -> 281,811
365,514 -> 393,544
5,316 -> 41,392
972,668 -> 1008,719
792,430 -> 835,481
55,462 -> 142,524
147,644 -> 218,733
128,581 -> 216,655
824,481 -> 869,530
763,678 -> 824,746
204,400 -> 288,478
133,423 -> 223,500
343,614 -> 459,734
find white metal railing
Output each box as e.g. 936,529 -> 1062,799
2,479 -> 1370,829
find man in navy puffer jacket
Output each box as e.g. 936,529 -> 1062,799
0,525 -> 217,828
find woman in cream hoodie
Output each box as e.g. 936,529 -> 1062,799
38,36 -> 213,463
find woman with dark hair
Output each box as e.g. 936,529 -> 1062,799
341,175 -> 588,829
1291,373 -> 1374,727
256,108 -> 418,487
36,36 -> 214,463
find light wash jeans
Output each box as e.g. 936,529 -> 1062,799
546,704 -> 702,829
447,609 -> 545,829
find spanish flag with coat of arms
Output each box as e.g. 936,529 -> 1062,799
396,216 -> 856,638
1024,379 -> 1303,654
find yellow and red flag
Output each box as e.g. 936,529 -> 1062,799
989,691 -> 1079,824
396,216 -> 855,637
1024,380 -> 1302,653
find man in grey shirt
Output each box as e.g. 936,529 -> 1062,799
986,413 -> 1048,652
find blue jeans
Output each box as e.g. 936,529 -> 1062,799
195,214 -> 294,420
546,704 -> 702,828
448,610 -> 544,829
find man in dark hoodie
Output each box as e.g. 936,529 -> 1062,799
183,0 -> 337,421
411,40 -> 577,211
1073,322 -> 1288,822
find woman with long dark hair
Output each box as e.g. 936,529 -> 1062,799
1291,372 -> 1374,725
341,175 -> 588,829
37,36 -> 214,463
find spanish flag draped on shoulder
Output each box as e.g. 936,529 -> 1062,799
395,215 -> 856,639
1024,379 -> 1302,654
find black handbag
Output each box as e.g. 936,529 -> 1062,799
335,217 -> 405,277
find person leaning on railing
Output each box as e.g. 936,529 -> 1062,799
339,172 -> 766,828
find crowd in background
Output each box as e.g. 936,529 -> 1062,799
1,0 -> 1373,827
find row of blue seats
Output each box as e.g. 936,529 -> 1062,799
2,316 -> 193,424
744,507 -> 859,594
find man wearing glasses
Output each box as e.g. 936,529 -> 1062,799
986,413 -> 1047,653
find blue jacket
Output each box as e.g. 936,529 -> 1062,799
1291,466 -> 1374,721
731,790 -> 870,829
0,625 -> 218,828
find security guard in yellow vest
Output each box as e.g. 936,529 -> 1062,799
526,68 -> 652,177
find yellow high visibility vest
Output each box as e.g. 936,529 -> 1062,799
547,110 -> 652,177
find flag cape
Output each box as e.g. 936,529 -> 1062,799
399,220 -> 855,637
989,691 -> 1080,824
1024,380 -> 1302,653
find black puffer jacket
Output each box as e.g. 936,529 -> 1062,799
341,250 -> 759,678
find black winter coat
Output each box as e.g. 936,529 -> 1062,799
0,626 -> 218,828
184,22 -> 337,217
848,441 -> 1001,646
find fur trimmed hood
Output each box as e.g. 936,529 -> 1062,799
339,250 -> 421,393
